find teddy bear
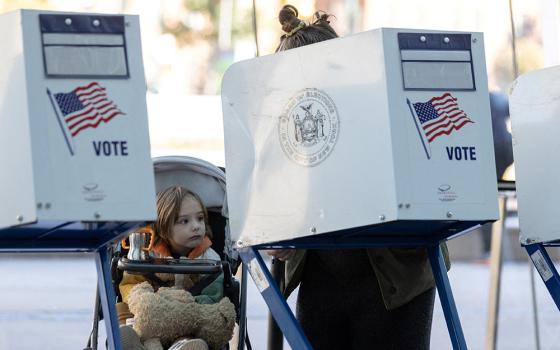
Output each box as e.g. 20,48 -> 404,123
126,281 -> 236,350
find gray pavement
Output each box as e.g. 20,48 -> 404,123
0,253 -> 558,349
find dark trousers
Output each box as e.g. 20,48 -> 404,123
296,251 -> 436,350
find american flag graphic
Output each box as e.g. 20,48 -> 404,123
52,82 -> 125,137
412,92 -> 474,143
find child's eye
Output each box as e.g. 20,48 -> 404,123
197,215 -> 204,222
177,218 -> 189,224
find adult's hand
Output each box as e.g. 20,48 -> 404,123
266,249 -> 296,261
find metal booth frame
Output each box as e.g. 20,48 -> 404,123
239,220 -> 487,350
0,221 -> 143,350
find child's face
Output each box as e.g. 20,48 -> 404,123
170,195 -> 206,252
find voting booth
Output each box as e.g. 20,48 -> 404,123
222,28 -> 498,349
223,28 -> 498,247
510,66 -> 560,310
0,10 -> 155,229
0,10 -> 155,350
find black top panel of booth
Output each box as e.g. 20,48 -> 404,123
398,33 -> 471,50
40,14 -> 124,34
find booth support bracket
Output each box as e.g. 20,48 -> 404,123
427,244 -> 467,350
525,243 -> 560,310
239,247 -> 313,350
94,245 -> 122,350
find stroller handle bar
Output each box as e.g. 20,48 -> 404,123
117,257 -> 222,274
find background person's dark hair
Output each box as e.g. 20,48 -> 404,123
275,4 -> 338,52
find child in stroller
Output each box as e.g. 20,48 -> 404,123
118,185 -> 236,350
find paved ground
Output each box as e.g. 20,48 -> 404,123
0,254 -> 558,349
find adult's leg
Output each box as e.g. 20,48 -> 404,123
348,282 -> 435,349
296,249 -> 376,349
296,257 -> 348,349
389,287 -> 436,350
296,284 -> 348,349
347,275 -> 393,349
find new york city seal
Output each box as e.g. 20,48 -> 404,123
278,88 -> 340,167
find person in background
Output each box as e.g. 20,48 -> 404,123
478,91 -> 514,262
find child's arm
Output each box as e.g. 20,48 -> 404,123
119,272 -> 148,304
194,271 -> 225,304
192,247 -> 225,304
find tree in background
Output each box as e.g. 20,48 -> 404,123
493,15 -> 544,91
159,0 -> 254,94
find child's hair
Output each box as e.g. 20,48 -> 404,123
275,4 -> 338,52
154,186 -> 212,247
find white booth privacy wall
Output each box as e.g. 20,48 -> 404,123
222,28 -> 499,246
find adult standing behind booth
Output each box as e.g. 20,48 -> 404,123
267,6 -> 442,349
222,4 -> 499,350
488,92 -> 513,181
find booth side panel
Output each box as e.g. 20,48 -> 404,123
222,57 -> 279,245
510,66 -> 560,244
339,29 -> 399,225
21,12 -> 156,222
383,29 -> 415,218
466,33 -> 499,219
0,11 -> 37,229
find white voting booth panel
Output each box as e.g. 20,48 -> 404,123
0,10 -> 156,229
510,65 -> 560,244
222,28 -> 499,247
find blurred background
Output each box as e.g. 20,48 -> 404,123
1,0 -> 555,169
1,1 -> 560,349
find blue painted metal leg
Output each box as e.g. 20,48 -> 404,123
525,243 -> 560,310
428,244 -> 467,350
239,247 -> 313,350
94,246 -> 122,350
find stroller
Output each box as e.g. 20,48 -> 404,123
85,155 -> 249,350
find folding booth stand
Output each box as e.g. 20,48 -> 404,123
523,243 -> 560,309
0,10 -> 156,350
222,28 -> 499,350
510,66 -> 560,311
0,222 -> 146,350
238,223 -> 483,350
